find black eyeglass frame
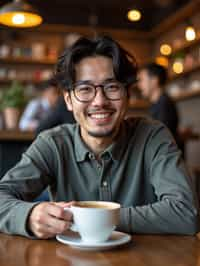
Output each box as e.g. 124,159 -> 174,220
71,80 -> 128,103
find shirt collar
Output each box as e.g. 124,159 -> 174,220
102,121 -> 127,162
74,125 -> 90,162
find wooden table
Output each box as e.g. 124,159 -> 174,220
0,233 -> 200,266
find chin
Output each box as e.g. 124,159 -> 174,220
87,129 -> 115,138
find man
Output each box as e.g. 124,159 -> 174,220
19,78 -> 60,131
0,36 -> 198,239
138,63 -> 179,143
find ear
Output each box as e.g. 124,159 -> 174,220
63,91 -> 73,111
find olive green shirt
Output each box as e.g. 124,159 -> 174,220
0,118 -> 198,237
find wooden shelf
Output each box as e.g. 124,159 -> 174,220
172,89 -> 200,101
0,57 -> 56,66
0,130 -> 34,141
0,79 -> 44,85
169,36 -> 200,58
163,36 -> 200,83
128,90 -> 200,109
0,57 -> 56,86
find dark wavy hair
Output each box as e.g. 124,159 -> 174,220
141,63 -> 168,86
55,35 -> 137,91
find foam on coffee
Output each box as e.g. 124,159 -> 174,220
74,201 -> 120,210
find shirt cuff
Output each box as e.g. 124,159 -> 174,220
12,202 -> 40,238
117,207 -> 131,233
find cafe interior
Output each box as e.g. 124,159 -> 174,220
1,0 -> 200,183
0,0 -> 200,264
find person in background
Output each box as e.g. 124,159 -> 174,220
35,95 -> 75,135
19,78 -> 60,131
0,36 -> 197,239
138,63 -> 183,152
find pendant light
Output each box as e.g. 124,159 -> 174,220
0,0 -> 42,28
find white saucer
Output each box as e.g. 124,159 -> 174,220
56,231 -> 131,251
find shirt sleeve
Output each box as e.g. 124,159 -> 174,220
118,124 -> 198,235
19,100 -> 40,131
0,134 -> 56,237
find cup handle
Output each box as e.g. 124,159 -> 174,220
64,207 -> 78,232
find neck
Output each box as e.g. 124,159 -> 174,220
150,87 -> 162,103
81,129 -> 119,158
87,137 -> 113,157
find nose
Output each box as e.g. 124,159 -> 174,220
92,86 -> 108,105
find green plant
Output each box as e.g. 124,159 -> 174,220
0,81 -> 27,110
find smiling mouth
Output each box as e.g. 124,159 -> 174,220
87,111 -> 115,125
90,113 -> 111,119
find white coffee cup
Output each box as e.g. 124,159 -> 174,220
65,201 -> 120,244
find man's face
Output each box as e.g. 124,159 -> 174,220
64,56 -> 128,143
138,69 -> 154,99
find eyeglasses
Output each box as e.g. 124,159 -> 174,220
72,80 -> 126,103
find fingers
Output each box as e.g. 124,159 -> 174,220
54,201 -> 76,208
44,212 -> 72,232
30,219 -> 72,239
28,202 -> 73,239
30,222 -> 58,239
47,203 -> 72,220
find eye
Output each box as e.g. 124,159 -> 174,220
75,85 -> 93,94
105,82 -> 121,91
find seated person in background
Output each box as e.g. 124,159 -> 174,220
0,36 -> 198,239
138,63 -> 184,153
36,95 -> 75,135
19,78 -> 60,131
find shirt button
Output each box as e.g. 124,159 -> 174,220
89,153 -> 95,160
103,153 -> 110,161
103,181 -> 108,187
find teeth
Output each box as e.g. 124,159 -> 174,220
90,113 -> 110,119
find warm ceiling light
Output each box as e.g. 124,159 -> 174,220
12,13 -> 25,24
160,44 -> 172,56
155,56 -> 169,68
127,10 -> 141,22
0,0 -> 42,28
172,60 -> 184,74
185,26 -> 196,41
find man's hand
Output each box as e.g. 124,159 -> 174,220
28,201 -> 74,239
